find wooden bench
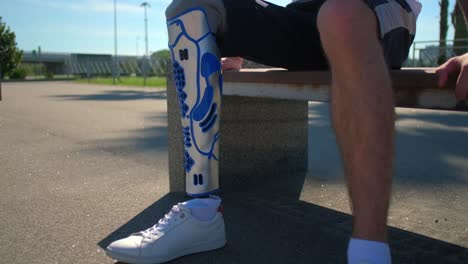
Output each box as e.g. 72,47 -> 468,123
167,68 -> 465,193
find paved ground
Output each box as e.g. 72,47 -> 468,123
0,81 -> 467,264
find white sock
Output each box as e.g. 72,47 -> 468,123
182,195 -> 221,221
348,238 -> 391,264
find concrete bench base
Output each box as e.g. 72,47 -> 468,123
167,80 -> 308,192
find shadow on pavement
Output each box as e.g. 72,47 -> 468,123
87,121 -> 168,156
50,89 -> 167,101
397,109 -> 468,129
307,103 -> 468,185
99,190 -> 468,264
97,102 -> 467,263
80,114 -> 169,163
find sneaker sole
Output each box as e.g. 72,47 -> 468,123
106,237 -> 227,264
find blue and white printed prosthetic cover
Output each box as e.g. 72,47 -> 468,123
167,8 -> 222,196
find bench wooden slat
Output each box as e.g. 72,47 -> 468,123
222,68 -> 467,111
224,68 -> 442,89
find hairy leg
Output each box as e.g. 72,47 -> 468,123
317,0 -> 394,242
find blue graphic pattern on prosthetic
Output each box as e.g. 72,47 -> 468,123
200,104 -> 217,130
188,51 -> 220,155
192,174 -> 204,185
192,85 -> 213,121
173,61 -> 189,118
192,53 -> 220,122
192,53 -> 221,136
193,174 -> 198,185
198,174 -> 203,185
182,126 -> 191,148
201,53 -> 220,79
184,150 -> 195,172
167,8 -> 222,195
168,16 -> 221,157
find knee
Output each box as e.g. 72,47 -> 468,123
165,0 -> 225,33
165,0 -> 187,20
317,0 -> 376,41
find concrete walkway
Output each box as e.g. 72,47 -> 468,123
0,82 -> 467,264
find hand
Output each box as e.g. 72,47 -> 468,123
221,57 -> 243,71
436,53 -> 468,100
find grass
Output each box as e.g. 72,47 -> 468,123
75,76 -> 166,88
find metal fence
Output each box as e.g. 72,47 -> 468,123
66,55 -> 168,78
21,51 -> 170,79
409,39 -> 468,67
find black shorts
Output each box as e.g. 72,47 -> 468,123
218,0 -> 418,70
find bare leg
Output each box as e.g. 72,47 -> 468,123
317,0 -> 394,242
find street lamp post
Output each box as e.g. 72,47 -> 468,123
136,36 -> 140,57
113,0 -> 119,85
141,2 -> 150,86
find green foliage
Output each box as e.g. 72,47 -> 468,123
151,49 -> 170,59
9,66 -> 28,79
0,17 -> 23,78
452,2 -> 468,55
75,76 -> 166,87
45,69 -> 54,79
151,49 -> 171,77
18,63 -> 44,76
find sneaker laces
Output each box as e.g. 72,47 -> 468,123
137,204 -> 186,238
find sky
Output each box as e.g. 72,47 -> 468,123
0,0 -> 458,57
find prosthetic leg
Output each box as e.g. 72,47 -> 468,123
167,8 -> 222,197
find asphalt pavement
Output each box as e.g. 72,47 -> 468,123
0,81 -> 467,264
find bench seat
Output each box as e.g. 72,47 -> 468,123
223,68 -> 465,110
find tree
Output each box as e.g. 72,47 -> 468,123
452,1 -> 468,55
151,49 -> 170,77
438,0 -> 449,65
0,17 -> 23,78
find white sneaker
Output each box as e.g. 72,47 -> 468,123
106,203 -> 226,264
